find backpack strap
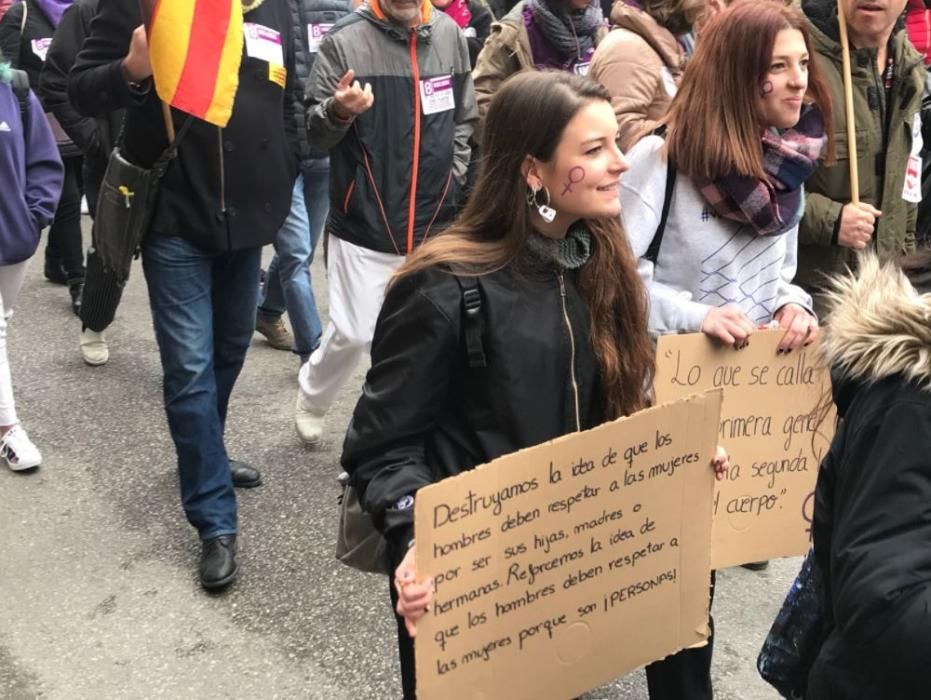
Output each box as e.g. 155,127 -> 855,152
643,126 -> 677,265
9,68 -> 30,132
454,274 -> 487,369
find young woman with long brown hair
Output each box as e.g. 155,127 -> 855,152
619,1 -> 833,697
340,70 -> 729,698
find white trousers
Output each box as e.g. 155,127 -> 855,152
298,236 -> 404,414
0,262 -> 28,426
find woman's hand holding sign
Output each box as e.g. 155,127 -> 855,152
395,546 -> 434,638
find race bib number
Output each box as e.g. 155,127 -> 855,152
31,38 -> 52,62
903,112 -> 923,203
244,23 -> 284,65
307,22 -> 334,53
419,75 -> 455,115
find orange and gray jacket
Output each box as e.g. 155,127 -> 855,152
305,4 -> 477,255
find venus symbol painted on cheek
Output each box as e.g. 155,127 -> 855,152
562,166 -> 586,195
760,80 -> 774,98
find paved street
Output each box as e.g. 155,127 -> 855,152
0,217 -> 797,699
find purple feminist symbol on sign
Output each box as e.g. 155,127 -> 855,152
760,80 -> 775,98
562,166 -> 586,195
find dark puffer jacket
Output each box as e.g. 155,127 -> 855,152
808,255 -> 931,700
289,0 -> 352,160
341,259 -> 603,564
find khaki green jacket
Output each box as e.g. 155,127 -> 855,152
798,9 -> 926,294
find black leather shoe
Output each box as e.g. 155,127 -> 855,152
230,460 -> 262,488
199,535 -> 238,589
741,560 -> 770,572
68,279 -> 84,317
44,256 -> 67,285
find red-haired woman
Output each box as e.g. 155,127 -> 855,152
620,1 -> 833,697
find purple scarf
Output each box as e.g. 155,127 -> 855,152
696,104 -> 827,237
33,0 -> 73,26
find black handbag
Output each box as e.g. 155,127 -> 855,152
93,116 -> 193,283
757,550 -> 828,699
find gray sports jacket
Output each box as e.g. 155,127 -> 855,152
305,4 -> 477,254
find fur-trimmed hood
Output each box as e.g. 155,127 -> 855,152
821,253 -> 931,398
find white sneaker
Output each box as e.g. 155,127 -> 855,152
1,425 -> 42,471
295,389 -> 325,445
80,329 -> 109,366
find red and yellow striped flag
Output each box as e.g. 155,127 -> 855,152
146,0 -> 243,127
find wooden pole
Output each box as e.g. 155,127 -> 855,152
837,0 -> 860,205
162,101 -> 176,143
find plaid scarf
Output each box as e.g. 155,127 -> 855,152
697,104 -> 827,237
527,0 -> 603,61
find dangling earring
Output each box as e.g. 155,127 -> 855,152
527,184 -> 557,224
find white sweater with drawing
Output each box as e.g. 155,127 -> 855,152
620,135 -> 813,336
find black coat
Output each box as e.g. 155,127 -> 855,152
341,261 -> 603,565
807,258 -> 931,700
0,0 -> 82,157
39,0 -> 121,182
0,0 -> 52,91
68,0 -> 300,252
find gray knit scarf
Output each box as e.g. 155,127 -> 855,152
527,0 -> 603,59
525,223 -> 593,269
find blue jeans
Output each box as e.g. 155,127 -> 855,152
142,234 -> 262,541
258,158 -> 329,359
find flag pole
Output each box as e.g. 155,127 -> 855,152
837,0 -> 860,205
138,0 -> 176,142
162,102 -> 176,142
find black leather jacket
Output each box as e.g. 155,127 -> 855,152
341,261 -> 604,564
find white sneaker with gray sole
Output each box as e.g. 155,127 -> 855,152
1,425 -> 42,471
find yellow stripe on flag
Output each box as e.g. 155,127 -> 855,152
205,5 -> 243,127
148,0 -> 196,105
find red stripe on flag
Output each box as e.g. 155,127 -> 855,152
172,0 -> 233,118
142,0 -> 159,26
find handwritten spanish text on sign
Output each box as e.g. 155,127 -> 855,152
414,392 -> 722,700
655,330 -> 834,570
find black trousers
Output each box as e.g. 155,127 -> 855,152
645,571 -> 716,700
390,577 -> 417,700
45,155 -> 85,280
390,572 -> 716,700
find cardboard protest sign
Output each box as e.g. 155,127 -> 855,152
655,330 -> 834,570
414,392 -> 722,700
